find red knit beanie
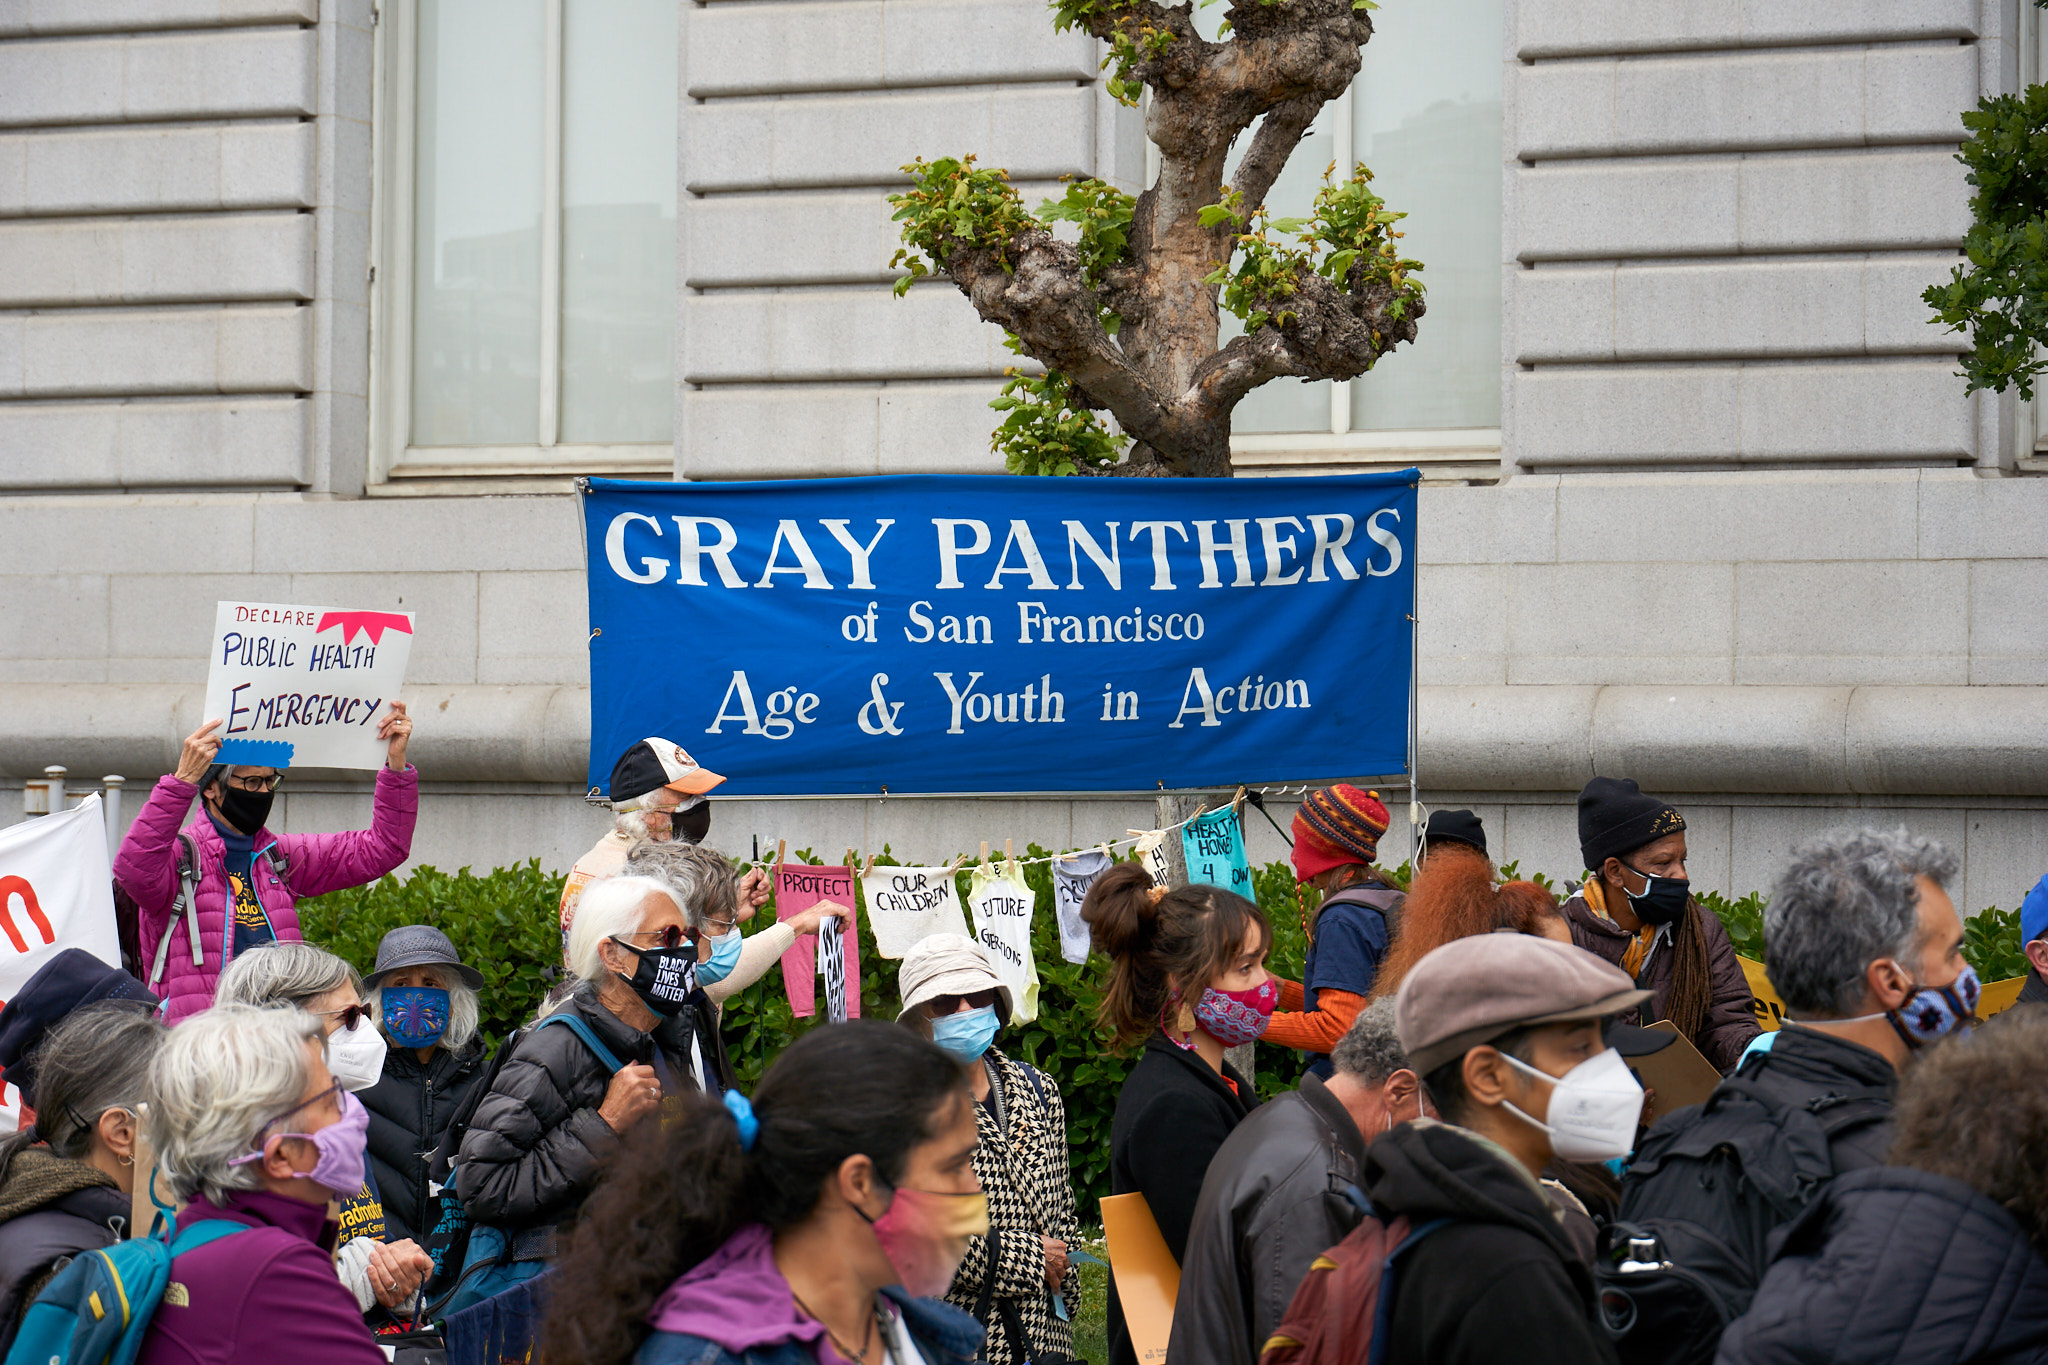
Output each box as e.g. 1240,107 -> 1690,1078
1291,785 -> 1391,882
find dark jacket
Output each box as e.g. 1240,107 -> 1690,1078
1563,892 -> 1760,1072
457,985 -> 734,1236
1724,1023 -> 1897,1172
0,1148 -> 130,1352
1167,1074 -> 1367,1365
359,1037 -> 492,1246
1365,1120 -> 1619,1365
1716,1166 -> 2048,1365
1983,970 -> 2048,1033
1107,1032 -> 1257,1365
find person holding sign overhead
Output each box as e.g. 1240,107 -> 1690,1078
112,705 -> 417,1024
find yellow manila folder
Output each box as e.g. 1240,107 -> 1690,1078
1638,1020 -> 1729,1111
1101,1192 -> 1180,1364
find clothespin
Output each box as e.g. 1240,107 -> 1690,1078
843,847 -> 857,875
1231,784 -> 1248,819
979,840 -> 990,870
772,838 -> 786,883
945,854 -> 967,876
859,853 -> 877,878
1004,838 -> 1016,878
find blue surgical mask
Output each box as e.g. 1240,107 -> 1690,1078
931,1005 -> 1000,1063
695,927 -> 745,986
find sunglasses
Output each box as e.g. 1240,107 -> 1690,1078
312,1001 -> 370,1031
618,925 -> 689,950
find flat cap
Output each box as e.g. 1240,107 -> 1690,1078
1395,933 -> 1649,1075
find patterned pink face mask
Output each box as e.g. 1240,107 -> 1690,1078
1193,978 -> 1280,1047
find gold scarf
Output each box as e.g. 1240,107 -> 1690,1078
1582,878 -> 1658,978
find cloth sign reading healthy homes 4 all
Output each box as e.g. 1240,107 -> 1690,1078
203,602 -> 414,769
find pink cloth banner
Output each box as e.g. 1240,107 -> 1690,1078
776,864 -> 860,1019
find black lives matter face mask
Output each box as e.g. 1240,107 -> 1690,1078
610,937 -> 698,1015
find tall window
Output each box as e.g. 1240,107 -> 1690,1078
1197,0 -> 1504,472
377,0 -> 677,478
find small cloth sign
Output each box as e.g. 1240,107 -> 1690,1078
1129,829 -> 1171,887
1051,849 -> 1110,965
775,864 -> 860,1019
1182,807 -> 1251,895
860,865 -> 971,959
968,862 -> 1040,1025
203,602 -> 414,769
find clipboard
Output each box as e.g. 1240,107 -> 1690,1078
1634,1021 -> 1725,1112
1100,1192 -> 1179,1364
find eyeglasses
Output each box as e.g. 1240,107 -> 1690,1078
700,912 -> 739,936
226,772 -> 284,792
232,1081 -> 343,1162
619,925 -> 688,950
312,1001 -> 369,1031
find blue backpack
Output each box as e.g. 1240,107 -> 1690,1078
3,1219 -> 248,1365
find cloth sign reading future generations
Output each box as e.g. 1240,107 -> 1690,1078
968,862 -> 1041,1024
1051,848 -> 1111,965
775,865 -> 862,1019
860,865 -> 972,959
580,473 -> 1416,795
204,601 -> 414,769
0,797 -> 120,1131
1182,806 -> 1251,896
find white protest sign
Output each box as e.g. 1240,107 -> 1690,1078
0,796 -> 120,1132
968,863 -> 1040,1025
1051,848 -> 1110,965
860,866 -> 971,959
204,602 -> 414,770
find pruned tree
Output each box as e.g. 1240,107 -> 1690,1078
890,0 -> 1425,478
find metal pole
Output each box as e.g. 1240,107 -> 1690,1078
1407,479 -> 1421,863
103,775 -> 126,858
44,765 -> 66,817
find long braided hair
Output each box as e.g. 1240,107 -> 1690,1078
1661,898 -> 1715,1042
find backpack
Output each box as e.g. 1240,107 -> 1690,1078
126,835 -> 292,991
3,1219 -> 247,1365
1318,886 -> 1405,944
438,1012 -> 625,1316
1594,1072 -> 1892,1365
1258,1213 -> 1450,1365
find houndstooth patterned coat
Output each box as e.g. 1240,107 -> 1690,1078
944,1047 -> 1082,1364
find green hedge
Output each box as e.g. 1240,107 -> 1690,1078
299,852 -> 2023,1221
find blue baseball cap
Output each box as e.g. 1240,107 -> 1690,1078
2022,873 -> 2048,950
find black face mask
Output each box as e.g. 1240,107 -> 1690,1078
1621,864 -> 1690,926
214,785 -> 274,837
610,937 -> 697,1016
672,803 -> 712,845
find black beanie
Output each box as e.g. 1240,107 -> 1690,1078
1578,777 -> 1685,870
1423,809 -> 1487,857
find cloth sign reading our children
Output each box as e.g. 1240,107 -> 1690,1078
968,862 -> 1041,1024
0,797 -> 120,1131
204,601 -> 414,769
1182,807 -> 1251,895
580,472 -> 1417,796
1051,849 -> 1110,964
860,866 -> 971,959
776,865 -> 861,1019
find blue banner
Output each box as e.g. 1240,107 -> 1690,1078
581,473 -> 1415,796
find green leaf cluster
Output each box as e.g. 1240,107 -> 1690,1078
1924,80 -> 2048,399
1039,177 -> 1137,326
989,340 -> 1130,476
889,156 -> 1040,297
1202,166 -> 1425,340
1049,0 -> 1173,106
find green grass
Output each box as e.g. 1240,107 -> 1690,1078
1073,1226 -> 1109,1364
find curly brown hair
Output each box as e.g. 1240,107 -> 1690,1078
1889,1009 -> 2048,1254
1372,846 -> 1560,999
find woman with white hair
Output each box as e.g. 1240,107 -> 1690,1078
133,1003 -> 384,1365
213,941 -> 435,1315
356,926 -> 493,1258
898,934 -> 1081,1365
457,874 -> 734,1281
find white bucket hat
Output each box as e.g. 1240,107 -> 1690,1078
895,934 -> 1014,1025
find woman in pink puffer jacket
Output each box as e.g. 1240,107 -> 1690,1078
112,708 -> 419,1024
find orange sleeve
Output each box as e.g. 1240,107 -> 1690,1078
1276,977 -> 1304,1012
1262,986 -> 1366,1053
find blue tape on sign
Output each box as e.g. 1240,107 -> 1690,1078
214,738 -> 294,767
581,473 -> 1417,796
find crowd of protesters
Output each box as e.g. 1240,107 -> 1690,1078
0,711 -> 2044,1365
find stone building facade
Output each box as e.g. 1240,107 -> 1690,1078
2,0 -> 2045,912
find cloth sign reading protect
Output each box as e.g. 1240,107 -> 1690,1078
580,474 -> 1417,794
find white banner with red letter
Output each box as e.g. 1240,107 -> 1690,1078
0,796 -> 120,1131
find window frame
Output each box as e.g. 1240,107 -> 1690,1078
368,0 -> 675,486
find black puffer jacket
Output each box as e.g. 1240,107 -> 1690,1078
0,1148 -> 130,1352
1167,1074 -> 1366,1365
1365,1120 -> 1618,1365
1716,1166 -> 2048,1365
359,1037 -> 492,1245
456,984 -> 733,1236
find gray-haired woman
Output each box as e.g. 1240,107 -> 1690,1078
134,1003 -> 383,1365
898,934 -> 1080,1365
357,926 -> 493,1259
214,941 -> 433,1314
0,1003 -> 164,1353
